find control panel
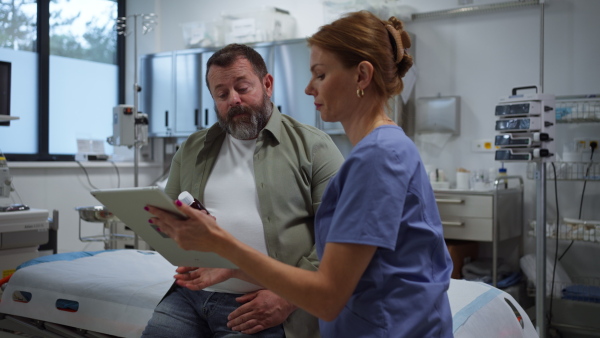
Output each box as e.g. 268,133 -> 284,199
494,86 -> 555,162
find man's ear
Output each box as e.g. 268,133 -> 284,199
356,61 -> 374,90
263,73 -> 274,98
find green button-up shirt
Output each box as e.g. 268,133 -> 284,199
165,106 -> 344,338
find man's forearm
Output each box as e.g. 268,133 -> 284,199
232,269 -> 263,286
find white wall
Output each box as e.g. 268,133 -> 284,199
1,163 -> 163,253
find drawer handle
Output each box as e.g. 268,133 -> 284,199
436,198 -> 464,204
442,221 -> 464,227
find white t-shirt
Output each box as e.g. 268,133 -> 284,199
202,134 -> 268,294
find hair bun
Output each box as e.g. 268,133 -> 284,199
384,24 -> 404,62
387,16 -> 413,79
397,53 -> 413,79
388,16 -> 403,30
400,30 -> 411,49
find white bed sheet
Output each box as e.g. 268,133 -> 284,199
448,279 -> 538,338
0,250 -> 176,338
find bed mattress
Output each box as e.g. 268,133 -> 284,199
0,250 -> 176,338
448,279 -> 538,338
0,250 -> 538,338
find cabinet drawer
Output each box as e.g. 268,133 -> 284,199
435,194 -> 493,218
441,217 -> 493,241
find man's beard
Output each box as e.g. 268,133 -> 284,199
217,92 -> 272,140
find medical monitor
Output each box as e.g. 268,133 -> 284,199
0,61 -> 11,126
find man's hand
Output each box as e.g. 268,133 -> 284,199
174,267 -> 235,290
227,290 -> 297,334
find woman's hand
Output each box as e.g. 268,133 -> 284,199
145,200 -> 231,254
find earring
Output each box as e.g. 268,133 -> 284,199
356,88 -> 364,98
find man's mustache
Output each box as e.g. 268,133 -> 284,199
228,105 -> 252,119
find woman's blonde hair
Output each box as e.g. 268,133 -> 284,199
307,11 -> 413,99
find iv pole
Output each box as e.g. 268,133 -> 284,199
115,13 -> 156,249
115,13 -> 157,188
536,1 -> 547,337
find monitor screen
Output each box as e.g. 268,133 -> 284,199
0,61 -> 11,126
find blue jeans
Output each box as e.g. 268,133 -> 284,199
141,286 -> 285,338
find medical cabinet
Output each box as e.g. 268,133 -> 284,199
435,176 -> 524,287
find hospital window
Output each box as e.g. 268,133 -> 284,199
0,0 -> 125,160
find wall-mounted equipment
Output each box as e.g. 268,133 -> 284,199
494,86 -> 555,162
107,105 -> 148,148
415,95 -> 460,135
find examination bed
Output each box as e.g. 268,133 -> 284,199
0,250 -> 537,338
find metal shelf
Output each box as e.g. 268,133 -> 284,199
527,162 -> 600,181
411,0 -> 540,21
556,96 -> 600,123
529,219 -> 600,244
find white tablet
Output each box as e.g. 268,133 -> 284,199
90,186 -> 236,268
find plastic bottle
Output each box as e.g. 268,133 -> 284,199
178,191 -> 209,214
497,167 -> 508,189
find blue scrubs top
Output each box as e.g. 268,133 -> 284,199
315,125 -> 453,337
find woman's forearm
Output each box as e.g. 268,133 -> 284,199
216,235 -> 376,321
147,203 -> 375,321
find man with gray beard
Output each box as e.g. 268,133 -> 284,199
216,90 -> 272,140
142,44 -> 344,338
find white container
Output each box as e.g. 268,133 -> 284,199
456,172 -> 470,190
221,7 -> 297,44
181,21 -> 222,48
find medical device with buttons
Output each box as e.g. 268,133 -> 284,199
107,104 -> 149,147
494,86 -> 555,162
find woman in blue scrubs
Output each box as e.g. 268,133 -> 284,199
148,10 -> 453,337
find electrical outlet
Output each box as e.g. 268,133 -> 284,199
575,139 -> 587,152
471,139 -> 495,152
575,138 -> 599,151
